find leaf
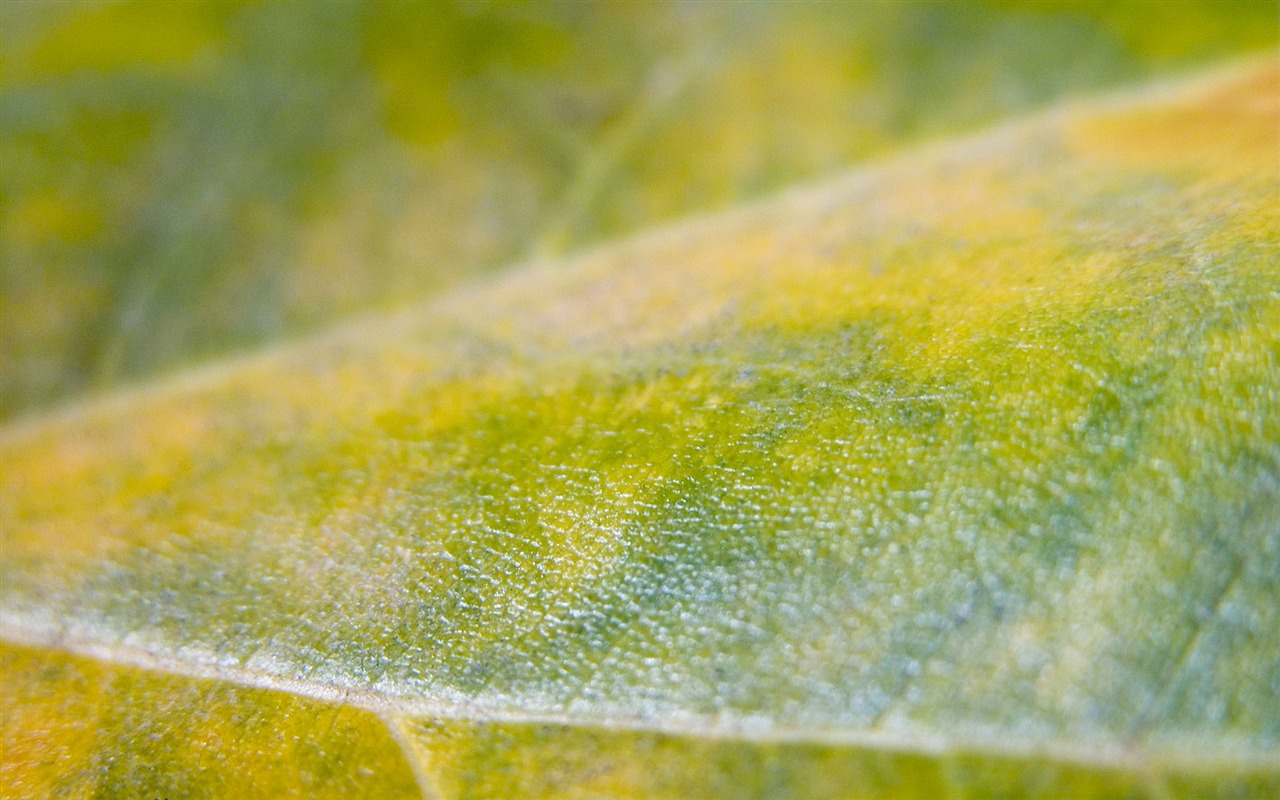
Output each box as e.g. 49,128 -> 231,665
3,0 -> 1278,420
3,53 -> 1279,800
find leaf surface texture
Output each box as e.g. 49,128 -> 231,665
2,49 -> 1279,800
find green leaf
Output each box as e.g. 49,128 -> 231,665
3,55 -> 1278,797
3,0 -> 1278,420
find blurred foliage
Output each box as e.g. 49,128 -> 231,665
0,0 -> 1276,421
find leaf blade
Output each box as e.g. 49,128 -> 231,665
2,57 -> 1279,797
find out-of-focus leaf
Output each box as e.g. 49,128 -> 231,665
1,0 -> 1277,420
2,56 -> 1277,797
0,643 -> 420,798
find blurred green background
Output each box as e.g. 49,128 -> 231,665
1,0 -> 1276,422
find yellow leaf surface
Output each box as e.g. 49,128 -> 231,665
2,53 -> 1279,800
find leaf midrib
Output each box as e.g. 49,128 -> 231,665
3,615 -> 1274,777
